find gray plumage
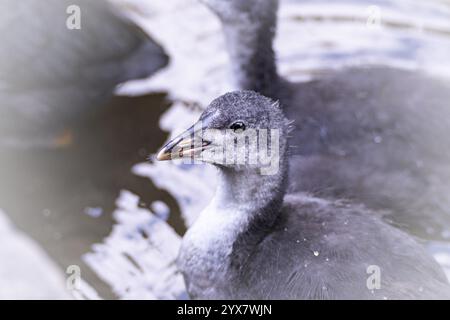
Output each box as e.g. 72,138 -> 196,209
202,0 -> 450,239
164,91 -> 450,299
0,0 -> 168,145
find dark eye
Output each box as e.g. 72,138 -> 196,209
230,121 -> 246,132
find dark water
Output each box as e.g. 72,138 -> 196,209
0,93 -> 185,298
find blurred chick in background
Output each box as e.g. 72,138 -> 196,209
0,0 -> 168,149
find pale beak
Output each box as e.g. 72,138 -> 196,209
156,122 -> 212,161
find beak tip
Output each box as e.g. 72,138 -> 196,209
156,149 -> 171,161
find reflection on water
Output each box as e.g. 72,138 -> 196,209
0,93 -> 184,298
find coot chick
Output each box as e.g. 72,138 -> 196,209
157,91 -> 450,299
200,0 -> 450,240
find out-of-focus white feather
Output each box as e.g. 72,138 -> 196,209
0,210 -> 70,299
